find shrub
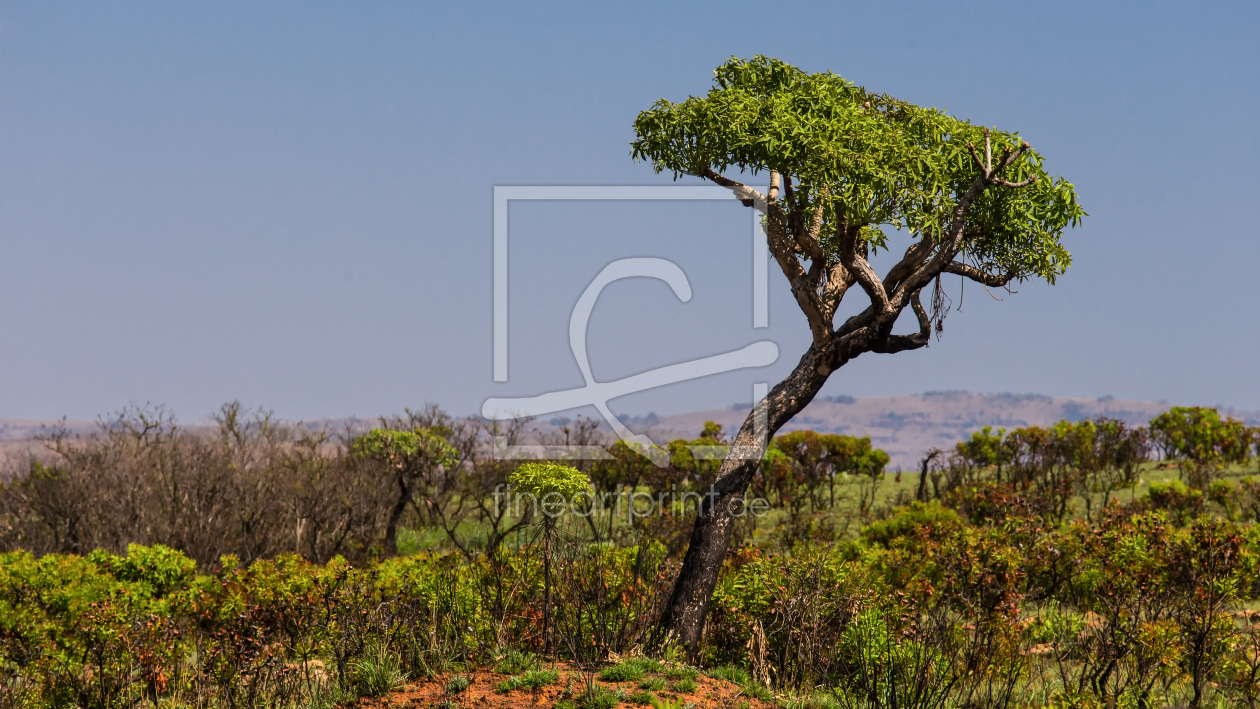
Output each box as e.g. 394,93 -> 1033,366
601,660 -> 647,682
446,674 -> 472,694
519,669 -> 561,689
354,643 -> 408,697
639,677 -> 666,691
495,649 -> 540,674
706,665 -> 750,684
664,666 -> 697,681
672,679 -> 697,694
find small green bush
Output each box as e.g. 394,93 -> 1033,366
741,683 -> 773,701
706,666 -> 750,684
446,674 -> 471,694
495,649 -> 540,674
600,661 -> 646,682
628,691 -> 655,705
581,689 -> 622,709
664,666 -> 697,681
672,679 -> 697,694
497,677 -> 521,693
638,677 -> 666,691
626,656 -> 663,673
519,669 -> 560,689
353,643 -> 408,697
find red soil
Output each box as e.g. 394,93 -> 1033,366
353,663 -> 777,709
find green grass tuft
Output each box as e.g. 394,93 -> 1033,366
352,644 -> 408,697
638,677 -> 666,691
600,661 -> 646,683
705,665 -> 750,684
446,674 -> 471,694
664,666 -> 697,681
580,689 -> 622,709
519,668 -> 560,689
495,649 -> 540,675
672,679 -> 697,694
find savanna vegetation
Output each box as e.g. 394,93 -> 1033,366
1,400 -> 1259,709
0,52 -> 1244,709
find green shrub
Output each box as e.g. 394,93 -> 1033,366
664,666 -> 697,681
626,656 -> 663,673
705,665 -> 750,684
581,688 -> 622,709
671,679 -> 697,694
741,683 -> 773,701
600,660 -> 647,682
638,677 -> 666,691
495,649 -> 540,674
628,691 -> 655,705
353,643 -> 408,697
519,669 -> 560,689
497,677 -> 521,693
447,674 -> 472,694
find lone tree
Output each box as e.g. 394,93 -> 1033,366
350,427 -> 457,556
631,56 -> 1085,652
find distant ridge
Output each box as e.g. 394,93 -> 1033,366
3,394 -> 1256,470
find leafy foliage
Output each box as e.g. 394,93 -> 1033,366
632,55 -> 1084,284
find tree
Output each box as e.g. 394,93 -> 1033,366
1150,406 -> 1251,489
632,56 -> 1085,652
508,462 -> 590,654
349,427 -> 457,556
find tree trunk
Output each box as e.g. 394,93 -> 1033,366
385,472 -> 412,556
657,344 -> 832,655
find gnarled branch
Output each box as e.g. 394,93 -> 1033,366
942,261 -> 1015,287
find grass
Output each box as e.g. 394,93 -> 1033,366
706,666 -> 750,684
638,677 -> 666,691
352,643 -> 408,697
600,660 -> 647,683
495,649 -> 540,674
664,666 -> 697,682
517,669 -> 561,690
580,688 -> 623,709
628,691 -> 655,705
671,679 -> 697,694
740,683 -> 774,701
446,674 -> 471,694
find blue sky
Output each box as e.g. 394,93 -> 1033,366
1,1 -> 1257,422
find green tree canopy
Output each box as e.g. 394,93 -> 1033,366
633,55 -> 1083,290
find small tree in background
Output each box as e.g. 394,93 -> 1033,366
508,462 -> 590,654
1151,407 -> 1251,489
350,427 -> 457,556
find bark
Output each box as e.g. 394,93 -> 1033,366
384,470 -> 412,556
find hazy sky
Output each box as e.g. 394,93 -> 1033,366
2,1 -> 1257,423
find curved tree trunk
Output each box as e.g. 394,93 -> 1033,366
657,344 -> 833,654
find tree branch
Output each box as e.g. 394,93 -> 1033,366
942,261 -> 1014,287
911,289 -> 930,335
701,167 -> 767,212
836,223 -> 893,317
